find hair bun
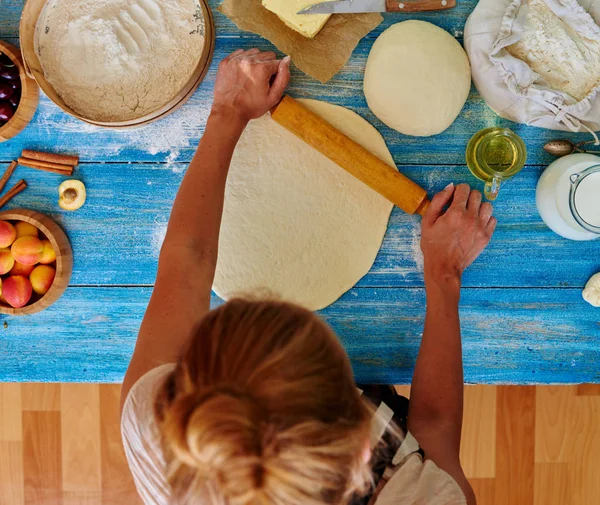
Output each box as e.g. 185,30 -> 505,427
163,388 -> 270,502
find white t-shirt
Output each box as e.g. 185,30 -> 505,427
121,365 -> 467,505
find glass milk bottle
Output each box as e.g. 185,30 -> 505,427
536,154 -> 600,241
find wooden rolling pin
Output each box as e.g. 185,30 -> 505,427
271,96 -> 430,216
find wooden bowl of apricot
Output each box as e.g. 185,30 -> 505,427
0,209 -> 72,315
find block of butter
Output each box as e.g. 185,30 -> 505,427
262,0 -> 332,39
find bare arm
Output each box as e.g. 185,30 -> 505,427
121,49 -> 291,412
408,183 -> 497,505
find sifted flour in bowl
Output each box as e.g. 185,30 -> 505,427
35,0 -> 206,122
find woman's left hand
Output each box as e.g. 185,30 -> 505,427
211,49 -> 291,125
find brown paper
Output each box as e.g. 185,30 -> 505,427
218,0 -> 382,83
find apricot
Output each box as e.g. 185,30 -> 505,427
0,221 -> 17,248
15,221 -> 39,238
30,265 -> 55,296
10,261 -> 35,277
59,180 -> 86,211
11,236 -> 44,265
0,248 -> 15,275
3,276 -> 33,308
39,240 -> 56,265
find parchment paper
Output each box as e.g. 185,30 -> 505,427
218,0 -> 383,83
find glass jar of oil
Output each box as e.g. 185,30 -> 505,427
466,128 -> 527,200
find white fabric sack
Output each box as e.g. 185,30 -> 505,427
465,0 -> 600,134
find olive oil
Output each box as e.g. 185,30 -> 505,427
466,128 -> 527,200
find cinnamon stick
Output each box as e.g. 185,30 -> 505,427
21,150 -> 79,166
17,157 -> 74,176
0,179 -> 27,209
0,161 -> 18,195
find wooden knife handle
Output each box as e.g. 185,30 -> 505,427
386,0 -> 456,12
271,96 -> 430,216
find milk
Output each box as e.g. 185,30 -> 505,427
575,171 -> 600,228
536,154 -> 600,241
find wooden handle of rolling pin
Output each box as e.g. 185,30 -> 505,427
271,96 -> 430,216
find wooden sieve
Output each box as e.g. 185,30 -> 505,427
19,0 -> 215,129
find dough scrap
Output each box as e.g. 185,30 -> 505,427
583,272 -> 600,307
213,99 -> 395,311
364,20 -> 471,137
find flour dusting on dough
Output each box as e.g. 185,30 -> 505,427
213,99 -> 395,311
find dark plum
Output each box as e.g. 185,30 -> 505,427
0,101 -> 14,121
0,65 -> 19,80
0,82 -> 14,100
0,53 -> 14,67
9,94 -> 20,108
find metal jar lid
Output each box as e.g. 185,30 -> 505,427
570,164 -> 600,234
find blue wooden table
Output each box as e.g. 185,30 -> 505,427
0,0 -> 598,384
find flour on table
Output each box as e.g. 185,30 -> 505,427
409,222 -> 424,273
507,0 -> 600,101
35,81 -> 212,161
35,0 -> 205,122
151,221 -> 168,258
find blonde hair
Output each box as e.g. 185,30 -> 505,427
154,299 -> 372,505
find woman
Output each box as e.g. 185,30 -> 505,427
121,49 -> 496,505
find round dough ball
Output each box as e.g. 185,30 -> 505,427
213,99 -> 395,311
583,272 -> 600,307
364,20 -> 471,137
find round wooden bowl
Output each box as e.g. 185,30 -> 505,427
0,40 -> 40,142
19,0 -> 215,129
0,209 -> 73,316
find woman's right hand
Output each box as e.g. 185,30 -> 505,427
211,49 -> 291,125
421,183 -> 497,285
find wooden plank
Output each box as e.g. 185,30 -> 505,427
0,441 -> 24,505
567,397 -> 600,505
0,287 -> 598,384
577,384 -> 600,396
470,478 -> 495,505
63,491 -> 102,505
0,162 -> 597,290
21,383 -> 60,411
23,410 -> 62,505
495,386 -> 535,505
99,384 -> 142,505
534,386 -> 575,463
534,463 -> 571,505
60,385 -> 101,494
0,383 -> 22,441
0,2 -> 593,166
461,386 -> 496,479
394,385 -> 411,398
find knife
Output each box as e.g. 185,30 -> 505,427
299,0 -> 456,14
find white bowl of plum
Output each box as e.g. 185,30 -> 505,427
0,40 -> 39,142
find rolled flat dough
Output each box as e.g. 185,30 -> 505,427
213,99 -> 395,311
364,21 -> 471,137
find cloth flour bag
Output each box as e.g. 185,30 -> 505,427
465,0 -> 600,134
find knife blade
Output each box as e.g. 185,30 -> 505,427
299,0 -> 456,15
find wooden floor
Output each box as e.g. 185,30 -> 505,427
1,384 -> 599,505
